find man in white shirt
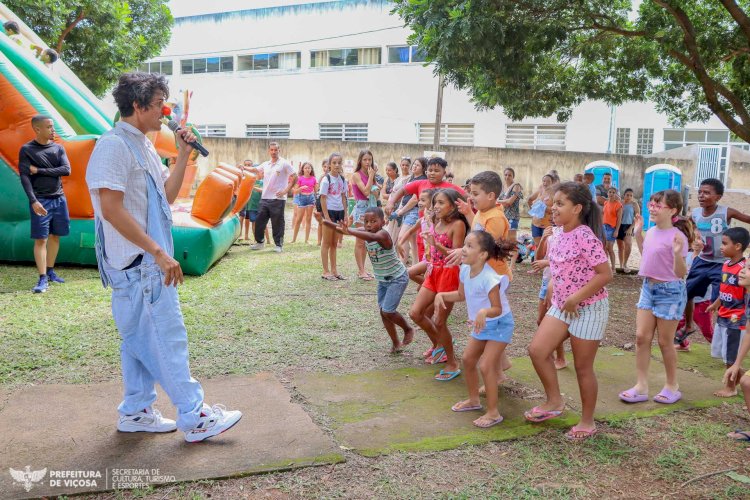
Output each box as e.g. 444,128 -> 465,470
246,142 -> 296,252
86,72 -> 241,442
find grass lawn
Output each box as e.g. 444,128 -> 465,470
1,221 -> 749,498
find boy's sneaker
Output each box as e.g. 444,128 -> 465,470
250,242 -> 265,251
184,404 -> 242,443
32,275 -> 49,293
274,246 -> 283,253
46,269 -> 65,283
117,407 -> 177,433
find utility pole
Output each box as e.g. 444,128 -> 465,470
433,73 -> 445,150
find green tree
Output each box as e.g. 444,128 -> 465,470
393,0 -> 750,143
5,0 -> 173,97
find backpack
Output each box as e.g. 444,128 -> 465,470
315,174 -> 332,212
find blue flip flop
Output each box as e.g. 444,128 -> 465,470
426,347 -> 445,365
435,369 -> 461,381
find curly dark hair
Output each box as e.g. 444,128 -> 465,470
112,72 -> 170,118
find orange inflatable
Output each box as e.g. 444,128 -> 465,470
191,170 -> 234,225
232,173 -> 256,215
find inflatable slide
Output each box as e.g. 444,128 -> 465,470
0,3 -> 250,275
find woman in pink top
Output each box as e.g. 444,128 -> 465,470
525,182 -> 613,441
291,162 -> 317,244
619,190 -> 692,406
351,149 -> 379,280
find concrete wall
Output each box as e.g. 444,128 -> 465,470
199,137 -> 709,196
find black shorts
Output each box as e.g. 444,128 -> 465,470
328,210 -> 345,223
617,223 -> 632,240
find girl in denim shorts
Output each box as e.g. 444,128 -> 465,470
435,231 -> 516,428
619,189 -> 693,406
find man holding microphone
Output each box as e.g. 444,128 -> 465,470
86,72 -> 241,442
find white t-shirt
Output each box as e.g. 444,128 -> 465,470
319,174 -> 347,211
259,157 -> 294,200
460,264 -> 511,321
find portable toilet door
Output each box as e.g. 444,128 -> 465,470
642,164 -> 682,229
584,161 -> 620,190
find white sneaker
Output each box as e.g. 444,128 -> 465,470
274,246 -> 283,253
184,404 -> 242,443
250,242 -> 265,250
117,407 -> 177,433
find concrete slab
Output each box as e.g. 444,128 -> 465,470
509,347 -> 735,421
294,366 -> 577,457
0,374 -> 343,499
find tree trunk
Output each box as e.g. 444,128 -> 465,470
55,9 -> 86,55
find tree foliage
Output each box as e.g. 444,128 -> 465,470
5,0 -> 173,97
393,0 -> 750,143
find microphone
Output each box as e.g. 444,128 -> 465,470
164,118 -> 209,157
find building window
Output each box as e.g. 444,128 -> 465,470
417,123 -> 474,146
663,128 -> 748,151
387,45 -> 427,64
237,52 -> 301,71
245,124 -> 291,139
180,57 -> 233,75
311,48 -> 381,68
505,124 -> 566,151
615,128 -> 630,154
636,128 -> 654,155
140,61 -> 173,75
319,123 -> 368,142
195,124 -> 226,137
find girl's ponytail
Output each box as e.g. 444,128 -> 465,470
471,230 -> 516,262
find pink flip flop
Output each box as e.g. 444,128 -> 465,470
653,388 -> 682,404
618,387 -> 649,403
565,425 -> 598,441
524,406 -> 564,423
451,401 -> 482,412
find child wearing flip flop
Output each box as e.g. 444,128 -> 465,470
410,189 -> 469,381
618,189 -> 692,406
324,207 -> 415,353
526,182 -> 613,441
319,153 -> 348,281
724,258 -> 750,446
706,227 -> 750,397
435,231 -> 516,428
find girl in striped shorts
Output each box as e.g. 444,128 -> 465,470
525,182 -> 613,441
325,207 -> 414,353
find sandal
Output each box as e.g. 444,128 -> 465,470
473,415 -> 504,428
425,347 -> 445,364
451,400 -> 482,412
435,369 -> 461,381
565,425 -> 598,441
653,387 -> 682,404
727,430 -> 750,441
335,274 -> 348,280
674,327 -> 696,345
357,274 -> 373,281
524,406 -> 564,423
321,275 -> 337,281
618,387 -> 649,404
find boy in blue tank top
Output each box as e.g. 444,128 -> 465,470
677,178 -> 750,346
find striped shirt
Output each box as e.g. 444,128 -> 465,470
366,237 -> 406,281
718,258 -> 747,329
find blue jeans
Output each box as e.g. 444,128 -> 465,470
402,207 -> 419,226
471,313 -> 514,343
637,279 -> 687,321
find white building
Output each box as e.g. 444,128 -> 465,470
141,0 -> 747,154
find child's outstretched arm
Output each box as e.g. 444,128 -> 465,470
434,283 -> 466,310
728,207 -> 750,224
342,227 -> 392,247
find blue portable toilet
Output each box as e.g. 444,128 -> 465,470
584,161 -> 620,190
642,164 -> 682,229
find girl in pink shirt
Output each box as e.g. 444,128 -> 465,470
619,190 -> 692,406
525,182 -> 613,441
